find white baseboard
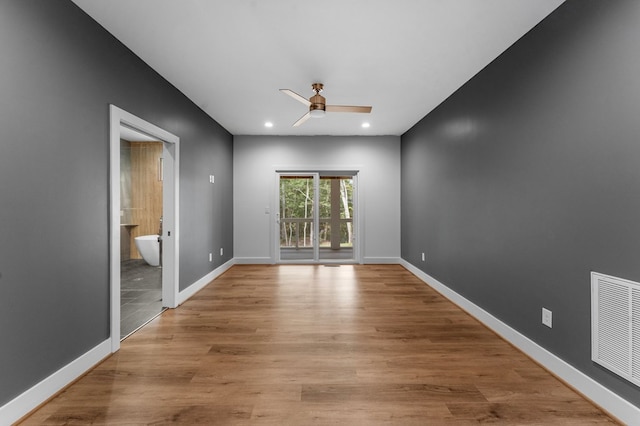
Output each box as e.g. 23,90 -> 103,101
399,259 -> 640,425
0,339 -> 111,426
177,258 -> 235,305
363,257 -> 401,264
233,257 -> 403,265
1,260 -> 239,425
233,257 -> 273,264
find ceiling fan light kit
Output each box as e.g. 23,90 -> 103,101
280,83 -> 372,127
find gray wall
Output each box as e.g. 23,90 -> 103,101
0,0 -> 233,406
234,136 -> 401,262
401,0 -> 640,405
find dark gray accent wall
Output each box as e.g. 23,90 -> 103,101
0,1 -> 233,405
401,0 -> 640,405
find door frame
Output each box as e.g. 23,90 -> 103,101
273,169 -> 361,264
109,105 -> 180,353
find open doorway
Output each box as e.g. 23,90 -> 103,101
109,106 -> 180,352
119,135 -> 164,339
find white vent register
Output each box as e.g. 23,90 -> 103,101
591,272 -> 640,387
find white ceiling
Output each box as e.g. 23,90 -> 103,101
71,0 -> 564,136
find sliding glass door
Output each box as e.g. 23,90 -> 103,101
277,172 -> 357,263
278,174 -> 318,261
318,176 -> 355,261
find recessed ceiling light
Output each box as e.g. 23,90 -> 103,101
264,121 -> 273,128
362,122 -> 370,128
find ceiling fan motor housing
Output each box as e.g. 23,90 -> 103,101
309,86 -> 326,116
310,93 -> 326,116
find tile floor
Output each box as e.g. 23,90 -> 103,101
120,259 -> 165,339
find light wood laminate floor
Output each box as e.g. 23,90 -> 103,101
21,265 -> 618,425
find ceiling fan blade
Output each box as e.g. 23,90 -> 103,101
292,112 -> 311,127
280,89 -> 311,106
325,105 -> 372,114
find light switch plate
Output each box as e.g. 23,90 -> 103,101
542,307 -> 552,328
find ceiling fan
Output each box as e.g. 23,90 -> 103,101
280,83 -> 372,127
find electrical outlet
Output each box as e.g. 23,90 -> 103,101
220,248 -> 224,256
542,308 -> 552,328
209,253 -> 212,262
421,252 -> 425,262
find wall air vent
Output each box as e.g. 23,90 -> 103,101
591,272 -> 640,387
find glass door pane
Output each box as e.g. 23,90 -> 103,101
319,176 -> 355,261
279,175 -> 317,261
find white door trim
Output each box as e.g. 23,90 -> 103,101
109,105 -> 180,353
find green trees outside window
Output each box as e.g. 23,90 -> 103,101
279,176 -> 353,249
